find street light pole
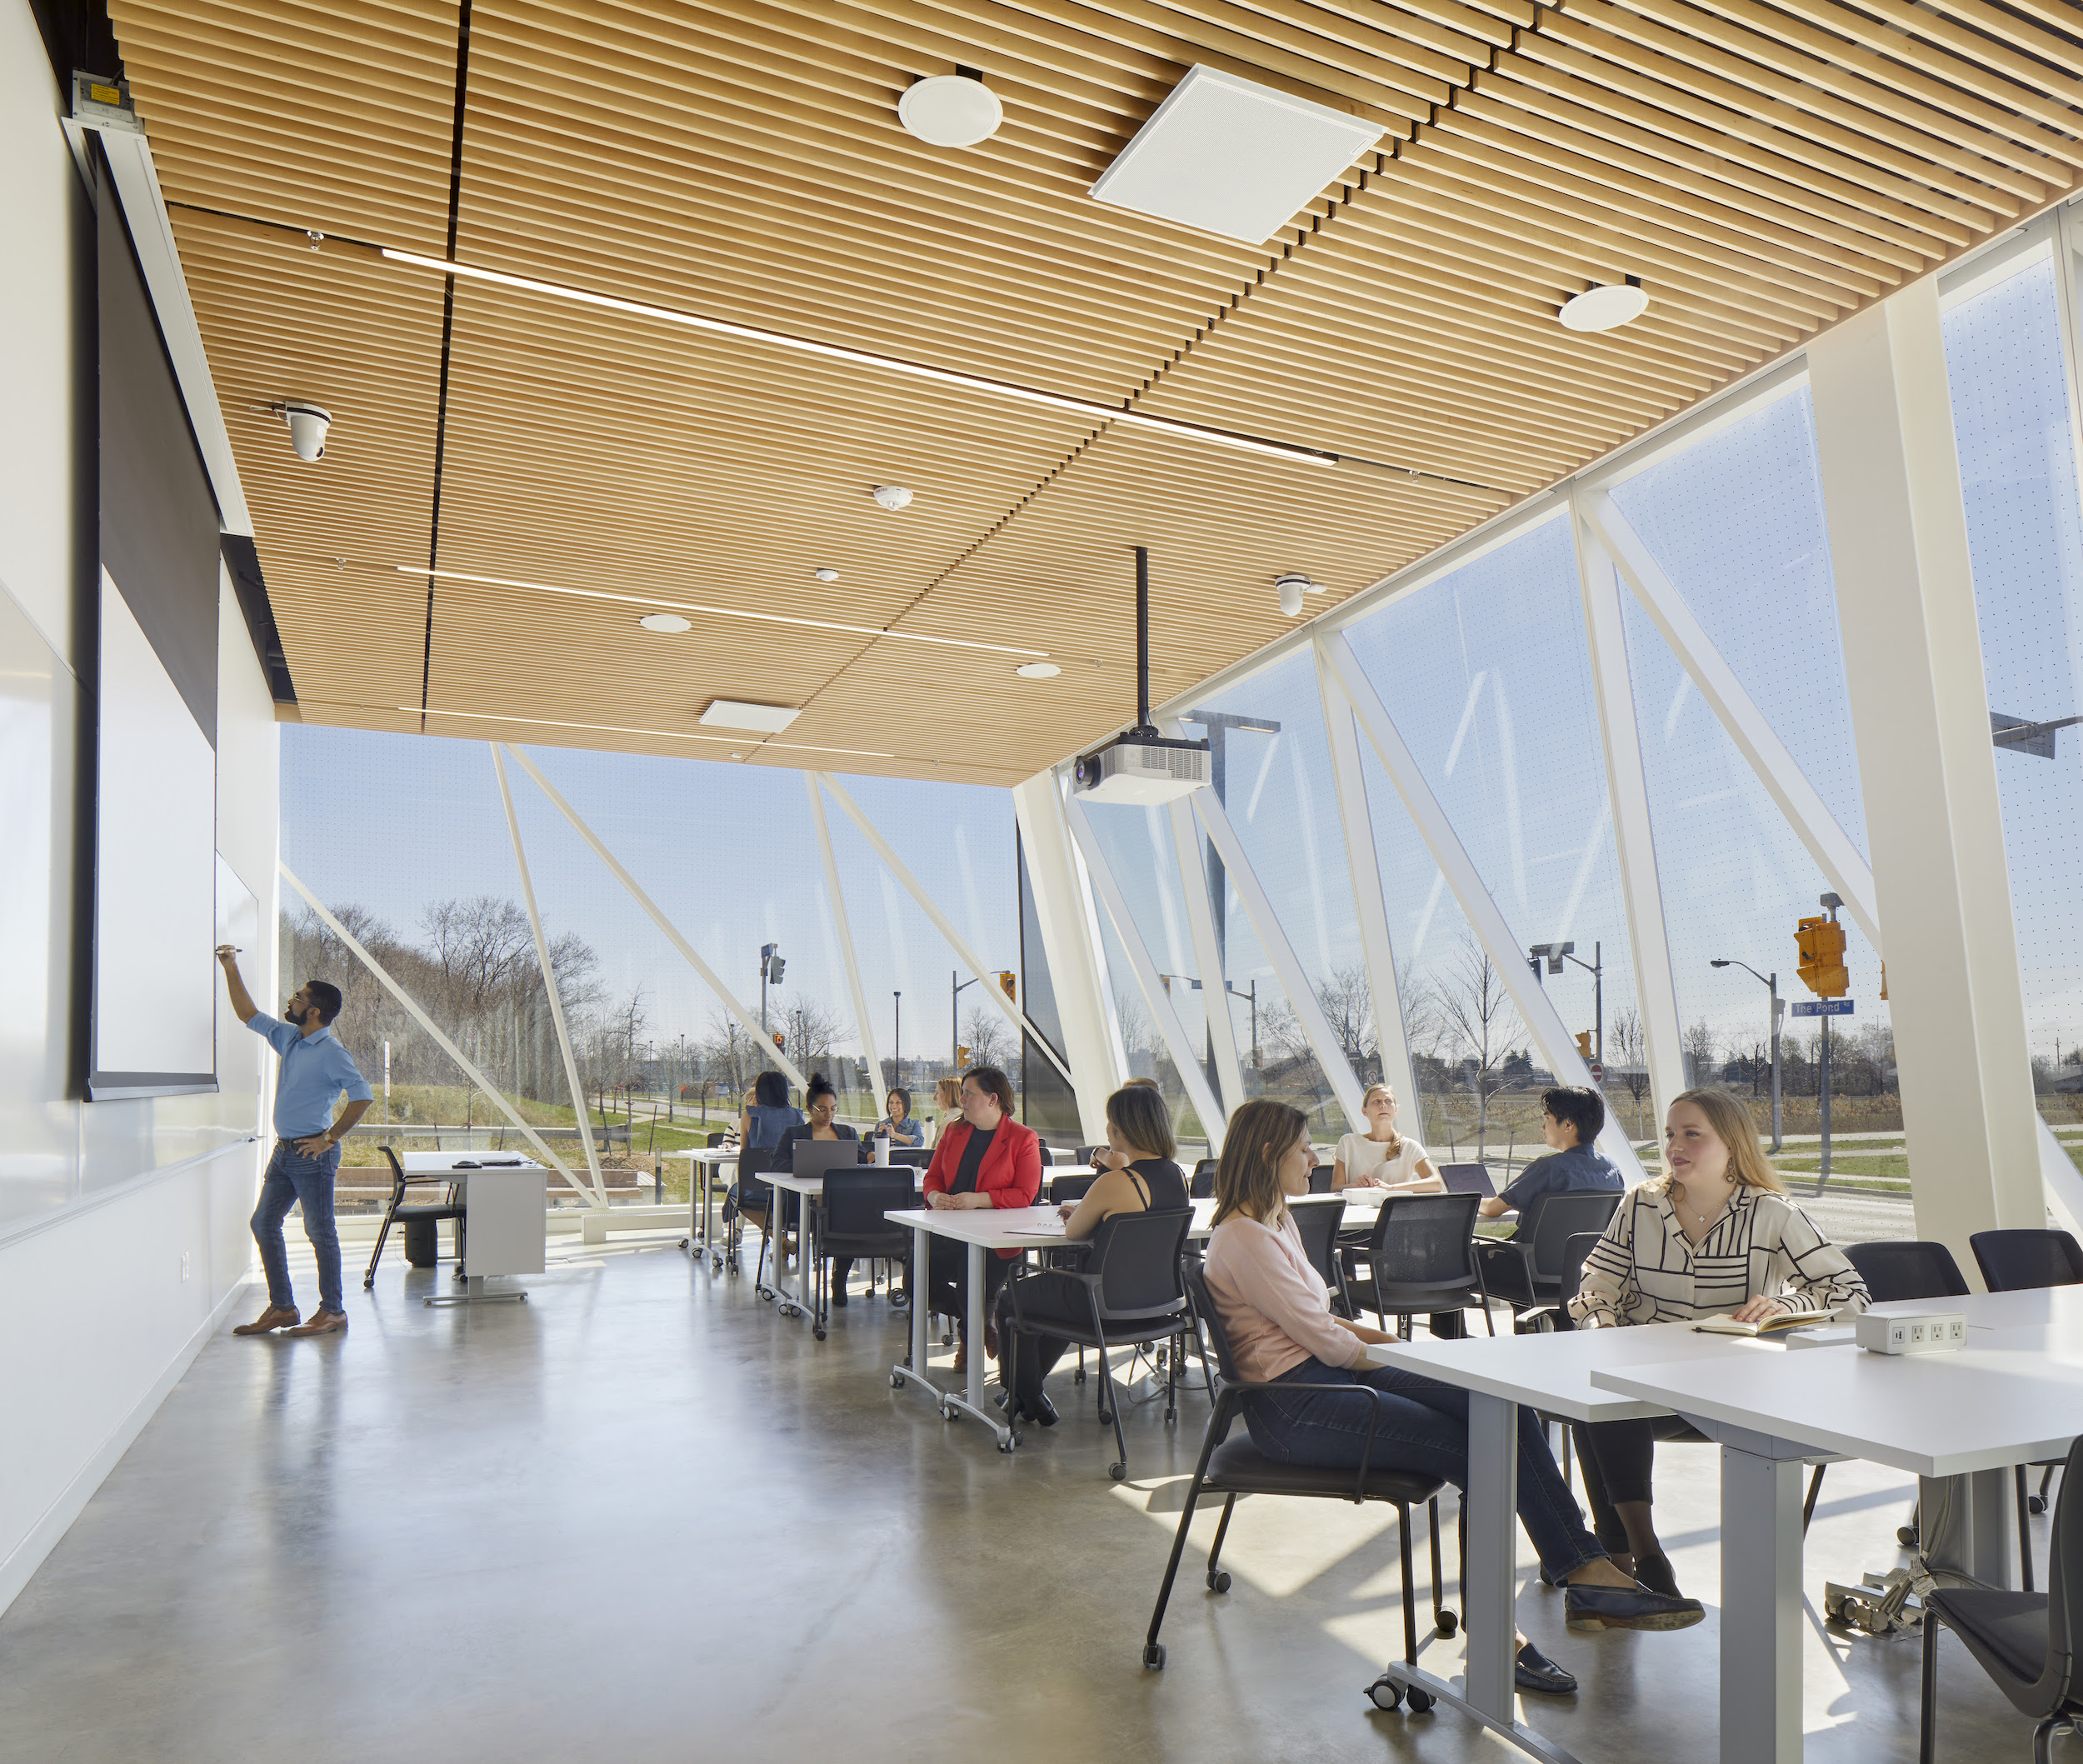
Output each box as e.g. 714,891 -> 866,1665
1711,957 -> 1783,1152
952,969 -> 980,1072
893,991 -> 902,1088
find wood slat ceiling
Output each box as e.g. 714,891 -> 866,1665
106,0 -> 2083,784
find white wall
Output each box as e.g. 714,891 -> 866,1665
0,0 -> 279,1617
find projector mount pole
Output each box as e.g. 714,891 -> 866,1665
1135,545 -> 1154,734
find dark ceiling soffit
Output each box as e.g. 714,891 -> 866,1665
220,535 -> 297,705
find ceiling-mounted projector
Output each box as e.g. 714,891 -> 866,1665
1072,547 -> 1210,805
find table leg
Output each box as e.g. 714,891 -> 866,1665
1720,1445 -> 1804,1764
966,1241 -> 987,1414
891,1222 -> 940,1410
1464,1391 -> 1520,1720
1919,1467 -> 2014,1587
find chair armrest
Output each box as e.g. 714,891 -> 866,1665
1220,1376 -> 1391,1502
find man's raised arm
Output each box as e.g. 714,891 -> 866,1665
216,945 -> 261,1023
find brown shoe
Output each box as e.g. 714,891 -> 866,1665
233,1305 -> 300,1335
284,1309 -> 349,1337
952,1342 -> 968,1375
984,1319 -> 1001,1362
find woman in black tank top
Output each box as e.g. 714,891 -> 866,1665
995,1085 -> 1187,1426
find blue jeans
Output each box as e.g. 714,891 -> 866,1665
1247,1358 -> 1606,1582
252,1140 -> 343,1316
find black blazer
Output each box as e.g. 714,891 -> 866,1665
772,1122 -> 860,1171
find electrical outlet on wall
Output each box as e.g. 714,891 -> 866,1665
180,1251 -> 191,1282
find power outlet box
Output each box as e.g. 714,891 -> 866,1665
1856,1310 -> 1965,1355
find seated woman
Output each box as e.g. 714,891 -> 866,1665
874,1087 -> 925,1150
927,1076 -> 962,1148
727,1070 -> 803,1242
1331,1084 -> 1443,1193
772,1073 -> 865,1305
1205,1098 -> 1702,1692
922,1066 -> 1042,1374
1569,1087 -> 1869,1597
995,1084 -> 1187,1427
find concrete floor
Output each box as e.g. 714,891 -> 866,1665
0,1234 -> 2068,1764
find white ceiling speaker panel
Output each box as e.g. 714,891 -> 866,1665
898,72 -> 1003,148
1088,66 -> 1383,246
700,700 -> 801,733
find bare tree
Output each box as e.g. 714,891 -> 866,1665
961,1002 -> 1012,1072
1682,1018 -> 1718,1087
779,995 -> 847,1077
1428,933 -> 1524,1153
1313,962 -> 1380,1082
1607,1007 -> 1651,1139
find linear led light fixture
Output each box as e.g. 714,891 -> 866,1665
407,706 -> 894,757
379,247 -> 1339,469
401,564 -> 1046,657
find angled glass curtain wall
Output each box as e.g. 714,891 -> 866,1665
1942,246 -> 2083,1159
1601,395 -> 1899,1171
1342,513 -> 1641,1157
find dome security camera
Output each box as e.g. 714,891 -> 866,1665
282,402 -> 332,462
1276,572 -> 1311,617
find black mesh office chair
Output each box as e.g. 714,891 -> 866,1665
809,1168 -> 915,1337
1345,1192 -> 1496,1339
731,1147 -> 778,1281
1048,1172 -> 1099,1205
1190,1158 -> 1218,1200
1476,1190 -> 1623,1322
1973,1230 -> 2083,1292
1290,1196 -> 1351,1317
1144,1260 -> 1455,1695
364,1147 -> 466,1288
1308,1163 -> 1336,1193
1921,1432 -> 2083,1764
1002,1207 -> 1197,1479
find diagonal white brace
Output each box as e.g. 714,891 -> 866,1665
806,774 -> 884,1104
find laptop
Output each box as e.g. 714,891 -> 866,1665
789,1140 -> 865,1182
1436,1162 -> 1497,1199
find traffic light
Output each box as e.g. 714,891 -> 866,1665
772,1031 -> 784,1051
1575,1031 -> 1593,1061
957,1044 -> 972,1066
767,954 -> 786,985
998,971 -> 1017,1002
1795,915 -> 1849,998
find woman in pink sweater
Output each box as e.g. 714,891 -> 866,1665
1202,1101 -> 1702,1690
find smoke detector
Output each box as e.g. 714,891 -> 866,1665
812,567 -> 839,582
872,485 -> 913,511
898,72 -> 1003,148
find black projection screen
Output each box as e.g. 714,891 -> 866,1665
87,146 -> 224,1101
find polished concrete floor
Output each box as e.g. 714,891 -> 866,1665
0,1233 -> 2068,1763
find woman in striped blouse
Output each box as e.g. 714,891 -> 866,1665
1568,1087 -> 1868,1597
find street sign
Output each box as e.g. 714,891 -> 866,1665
1791,998 -> 1855,1017
1589,1062 -> 1605,1082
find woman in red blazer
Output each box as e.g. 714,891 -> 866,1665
922,1066 -> 1043,1372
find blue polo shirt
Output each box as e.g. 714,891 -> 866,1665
248,1012 -> 373,1139
1498,1142 -> 1624,1213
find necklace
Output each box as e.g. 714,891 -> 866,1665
1674,1182 -> 1731,1233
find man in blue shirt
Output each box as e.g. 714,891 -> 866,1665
217,945 -> 374,1337
1481,1086 -> 1624,1222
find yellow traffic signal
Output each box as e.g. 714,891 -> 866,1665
1795,916 -> 1849,998
1575,1031 -> 1593,1061
998,971 -> 1017,1002
772,1031 -> 784,1051
957,1045 -> 972,1066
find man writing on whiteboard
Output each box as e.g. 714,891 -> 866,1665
217,945 -> 373,1337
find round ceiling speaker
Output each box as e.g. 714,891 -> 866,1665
639,612 -> 692,633
1014,661 -> 1061,679
898,74 -> 1003,148
1559,281 -> 1650,333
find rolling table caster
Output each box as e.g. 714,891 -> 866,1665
1437,1612 -> 1459,1637
1367,1677 -> 1435,1714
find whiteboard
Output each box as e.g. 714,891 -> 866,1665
215,853 -> 262,1134
90,572 -> 217,1096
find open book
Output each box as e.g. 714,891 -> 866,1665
1694,1307 -> 1836,1337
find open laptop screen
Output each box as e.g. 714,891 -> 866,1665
1436,1162 -> 1496,1199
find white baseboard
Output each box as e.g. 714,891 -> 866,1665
0,1272 -> 256,1619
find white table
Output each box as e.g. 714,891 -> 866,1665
398,1153 -> 546,1307
758,1166 -> 924,1336
1589,1291 -> 2083,1764
675,1147 -> 737,1269
887,1205 -> 1071,1448
1370,1323 -> 1764,1764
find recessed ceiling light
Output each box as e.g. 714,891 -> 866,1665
1559,278 -> 1649,333
1089,65 -> 1382,245
872,484 -> 913,511
1014,661 -> 1061,679
700,699 -> 801,733
812,567 -> 839,582
639,612 -> 692,633
898,72 -> 1002,148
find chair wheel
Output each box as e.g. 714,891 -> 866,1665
1207,1571 -> 1231,1593
1899,1525 -> 1921,1547
1143,1643 -> 1166,1670
2031,1496 -> 2048,1515
1368,1678 -> 1402,1712
890,1372 -> 903,1389
1074,1369 -> 1086,1384
678,1237 -> 689,1249
1436,1611 -> 1458,1637
1407,1687 -> 1435,1714
813,1327 -> 827,1342
1109,1462 -> 1127,1482
1098,1408 -> 1114,1424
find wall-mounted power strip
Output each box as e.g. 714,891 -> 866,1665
1855,1311 -> 1966,1356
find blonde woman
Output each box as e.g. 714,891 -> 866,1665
1201,1099 -> 1702,1681
927,1076 -> 962,1148
1331,1084 -> 1443,1193
1568,1088 -> 1869,1596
